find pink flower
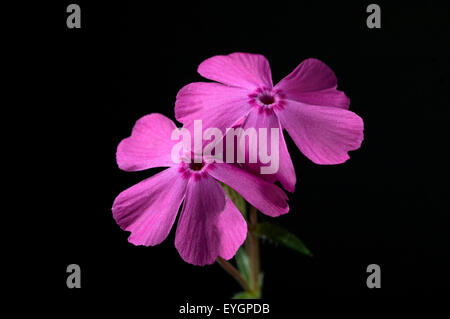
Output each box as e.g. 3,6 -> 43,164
112,113 -> 289,266
175,53 -> 364,192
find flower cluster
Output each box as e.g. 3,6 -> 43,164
112,53 -> 364,266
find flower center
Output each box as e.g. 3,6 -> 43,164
258,93 -> 275,105
248,87 -> 286,113
190,162 -> 205,171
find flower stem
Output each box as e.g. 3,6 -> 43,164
216,257 -> 251,292
247,205 -> 261,296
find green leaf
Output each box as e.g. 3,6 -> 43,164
235,247 -> 251,284
232,291 -> 257,299
253,222 -> 313,257
221,183 -> 247,218
258,272 -> 264,290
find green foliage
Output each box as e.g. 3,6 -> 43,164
253,222 -> 313,257
235,247 -> 251,284
221,183 -> 247,218
232,291 -> 257,299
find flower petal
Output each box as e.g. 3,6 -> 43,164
286,88 -> 350,109
175,82 -> 252,133
216,198 -> 247,261
239,109 -> 296,192
175,175 -> 227,266
276,58 -> 337,92
198,52 -> 273,89
275,58 -> 349,109
112,167 -> 187,246
275,100 -> 364,165
208,164 -> 289,217
117,114 -> 179,171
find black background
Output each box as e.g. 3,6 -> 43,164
38,0 -> 449,309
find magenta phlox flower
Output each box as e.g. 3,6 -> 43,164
112,113 -> 289,265
175,53 -> 364,192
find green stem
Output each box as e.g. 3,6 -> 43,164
216,257 -> 251,292
247,205 -> 261,297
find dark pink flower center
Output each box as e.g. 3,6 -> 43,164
179,160 -> 210,180
258,93 -> 275,105
248,87 -> 286,114
190,162 -> 205,171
